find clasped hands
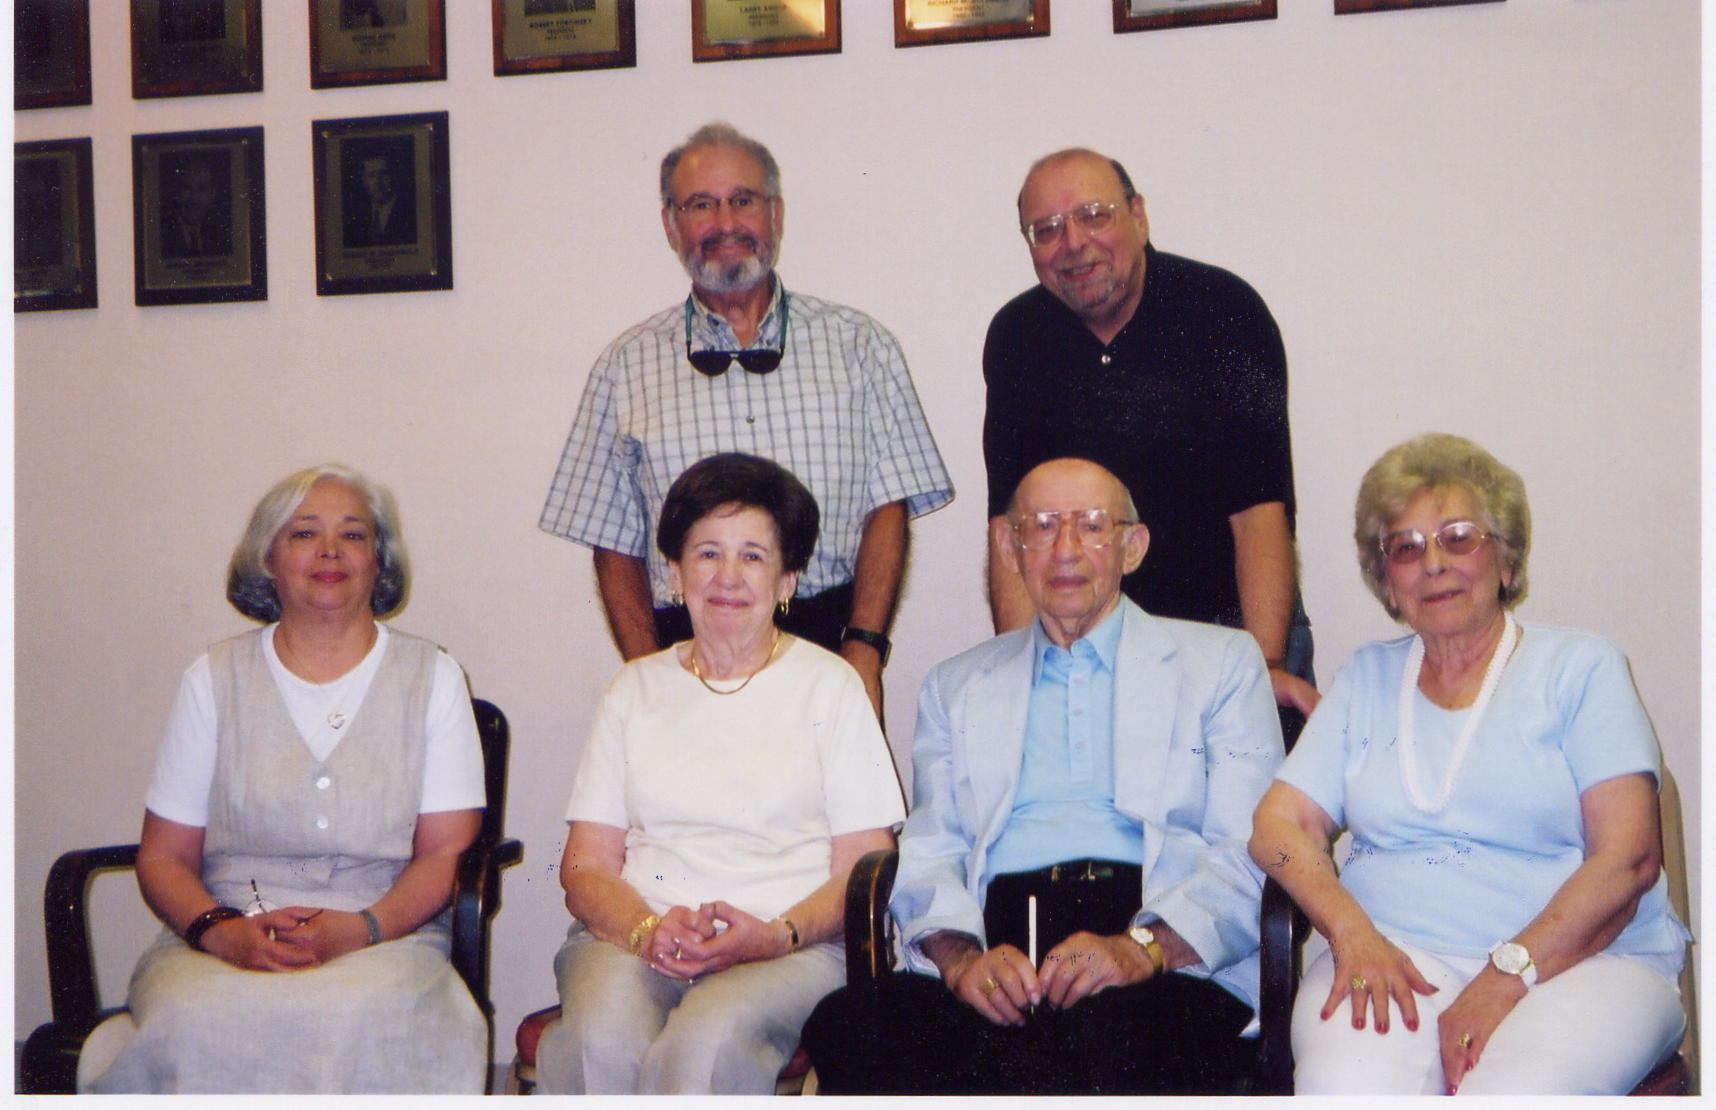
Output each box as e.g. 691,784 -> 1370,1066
640,901 -> 788,981
202,906 -> 361,972
946,932 -> 1159,1027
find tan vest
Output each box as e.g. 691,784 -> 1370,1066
202,627 -> 436,912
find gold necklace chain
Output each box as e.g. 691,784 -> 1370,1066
688,629 -> 783,696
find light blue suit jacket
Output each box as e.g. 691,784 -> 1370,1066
891,599 -> 1283,1011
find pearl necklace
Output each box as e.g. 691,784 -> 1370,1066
1395,612 -> 1520,814
688,630 -> 783,696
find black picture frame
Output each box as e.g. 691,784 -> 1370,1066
132,126 -> 267,306
1114,0 -> 1275,33
131,0 -> 263,99
16,138 -> 97,312
493,0 -> 635,76
310,0 -> 447,88
16,0 -> 93,109
313,111 -> 452,296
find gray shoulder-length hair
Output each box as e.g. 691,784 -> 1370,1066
226,463 -> 410,623
1353,432 -> 1530,620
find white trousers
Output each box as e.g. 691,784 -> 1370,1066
1292,939 -> 1685,1095
535,925 -> 844,1095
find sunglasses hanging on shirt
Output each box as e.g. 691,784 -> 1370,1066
683,294 -> 789,377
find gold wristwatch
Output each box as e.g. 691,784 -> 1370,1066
627,913 -> 661,956
1128,924 -> 1166,976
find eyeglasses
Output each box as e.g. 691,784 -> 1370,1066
684,295 -> 789,377
1379,520 -> 1491,565
670,189 -> 774,218
1012,508 -> 1135,550
1022,200 -> 1126,249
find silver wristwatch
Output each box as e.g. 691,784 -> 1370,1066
1487,940 -> 1537,988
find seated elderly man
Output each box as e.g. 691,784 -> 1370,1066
802,457 -> 1282,1095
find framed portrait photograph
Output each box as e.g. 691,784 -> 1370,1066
894,0 -> 1048,48
1335,0 -> 1500,11
1115,0 -> 1274,33
131,0 -> 263,99
493,0 -> 635,76
16,138 -> 97,312
16,0 -> 92,110
313,112 -> 452,296
692,0 -> 841,63
132,126 -> 267,306
310,0 -> 446,88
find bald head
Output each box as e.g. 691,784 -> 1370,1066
1003,458 -> 1148,647
1016,149 -> 1149,344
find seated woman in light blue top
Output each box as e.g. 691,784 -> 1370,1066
1249,433 -> 1687,1096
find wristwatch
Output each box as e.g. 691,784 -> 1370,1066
1488,940 -> 1537,988
1128,924 -> 1166,977
840,626 -> 892,667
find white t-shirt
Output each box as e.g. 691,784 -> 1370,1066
566,637 -> 905,921
145,623 -> 486,825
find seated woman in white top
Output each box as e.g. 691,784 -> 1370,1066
535,453 -> 906,1095
86,464 -> 487,1094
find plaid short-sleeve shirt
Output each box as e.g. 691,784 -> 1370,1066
540,279 -> 953,603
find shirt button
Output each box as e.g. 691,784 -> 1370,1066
316,776 -> 332,790
315,816 -> 330,830
1100,353 -> 1113,366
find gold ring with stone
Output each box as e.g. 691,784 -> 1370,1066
1350,975 -> 1368,992
1457,1033 -> 1473,1049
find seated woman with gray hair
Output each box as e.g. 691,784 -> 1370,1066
1249,433 -> 1687,1094
85,464 -> 488,1093
535,453 -> 905,1094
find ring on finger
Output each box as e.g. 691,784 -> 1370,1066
1350,975 -> 1368,992
980,976 -> 1000,995
1457,1033 -> 1473,1049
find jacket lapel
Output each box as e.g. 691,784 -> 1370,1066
959,631 -> 1036,865
1111,602 -> 1181,881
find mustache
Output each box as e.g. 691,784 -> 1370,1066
698,230 -> 760,254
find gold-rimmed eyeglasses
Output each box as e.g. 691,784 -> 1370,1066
1022,200 -> 1124,249
1012,508 -> 1135,550
1379,520 -> 1491,565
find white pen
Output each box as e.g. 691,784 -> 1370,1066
1027,894 -> 1038,968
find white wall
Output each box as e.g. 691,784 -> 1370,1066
15,1 -> 1699,1060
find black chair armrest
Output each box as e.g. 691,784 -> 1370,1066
843,848 -> 899,989
43,844 -> 140,1026
450,835 -> 523,1009
1257,875 -> 1304,1094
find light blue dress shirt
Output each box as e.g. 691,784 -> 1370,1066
982,605 -> 1144,890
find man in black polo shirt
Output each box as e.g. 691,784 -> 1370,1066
983,147 -> 1317,717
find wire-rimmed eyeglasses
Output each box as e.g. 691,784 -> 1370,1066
683,295 -> 790,377
1012,508 -> 1135,550
1022,201 -> 1124,249
669,189 -> 775,219
1379,520 -> 1491,565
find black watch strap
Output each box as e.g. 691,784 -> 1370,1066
841,625 -> 892,666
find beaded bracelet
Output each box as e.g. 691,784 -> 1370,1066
184,906 -> 244,952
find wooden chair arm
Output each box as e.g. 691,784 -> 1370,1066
450,835 -> 523,1010
43,844 -> 140,1026
1257,875 -> 1304,1094
843,848 -> 899,988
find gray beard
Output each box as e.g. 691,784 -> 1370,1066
683,252 -> 770,295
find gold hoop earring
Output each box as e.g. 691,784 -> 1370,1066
778,597 -> 790,617
671,592 -> 684,607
